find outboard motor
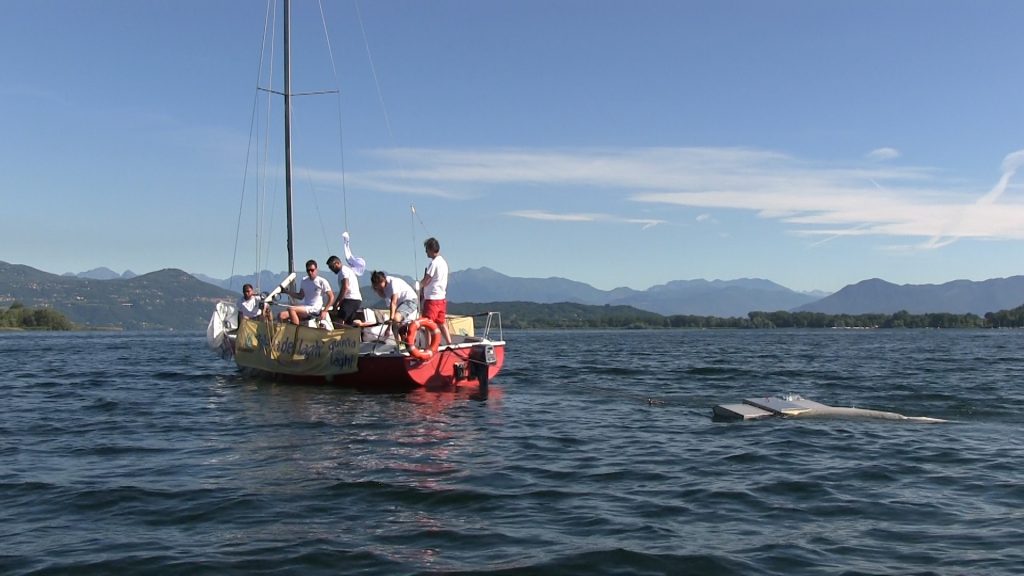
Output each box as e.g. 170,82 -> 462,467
469,344 -> 497,393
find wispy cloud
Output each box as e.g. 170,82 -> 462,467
506,209 -> 665,229
866,147 -> 901,161
346,146 -> 1024,246
301,168 -> 473,200
917,149 -> 1024,249
505,209 -> 599,222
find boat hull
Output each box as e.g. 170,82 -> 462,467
223,311 -> 505,390
237,341 -> 505,391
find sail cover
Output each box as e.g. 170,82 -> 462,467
207,301 -> 238,357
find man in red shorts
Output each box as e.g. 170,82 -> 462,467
419,237 -> 451,345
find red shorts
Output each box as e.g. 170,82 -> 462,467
422,299 -> 447,325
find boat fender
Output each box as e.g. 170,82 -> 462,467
406,318 -> 441,361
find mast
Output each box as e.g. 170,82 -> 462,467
283,0 -> 295,276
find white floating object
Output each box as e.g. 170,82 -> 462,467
712,403 -> 774,421
712,395 -> 946,423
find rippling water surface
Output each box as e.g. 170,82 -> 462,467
2,329 -> 1023,575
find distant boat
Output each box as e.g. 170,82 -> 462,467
207,0 -> 505,390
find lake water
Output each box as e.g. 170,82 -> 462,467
2,329 -> 1022,575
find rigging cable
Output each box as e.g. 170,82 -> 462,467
259,0 -> 280,284
409,203 -> 436,279
353,0 -> 423,278
410,204 -> 419,278
230,0 -> 276,292
317,0 -> 350,234
354,0 -> 395,143
291,103 -> 335,258
231,96 -> 262,292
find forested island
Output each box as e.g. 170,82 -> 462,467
0,303 -> 75,330
450,302 -> 1024,329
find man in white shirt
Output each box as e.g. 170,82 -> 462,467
237,283 -> 262,325
419,237 -> 451,344
370,270 -> 418,325
279,259 -> 334,326
327,254 -> 362,325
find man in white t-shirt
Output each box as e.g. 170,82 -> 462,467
279,259 -> 334,326
419,237 -> 451,344
370,270 -> 418,325
237,283 -> 262,325
327,254 -> 362,325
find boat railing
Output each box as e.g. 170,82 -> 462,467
479,311 -> 503,342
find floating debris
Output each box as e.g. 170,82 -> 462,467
712,394 -> 947,423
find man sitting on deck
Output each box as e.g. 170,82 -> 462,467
279,259 -> 334,326
237,283 -> 262,325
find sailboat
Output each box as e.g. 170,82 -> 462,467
206,0 -> 505,390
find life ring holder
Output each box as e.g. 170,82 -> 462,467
406,318 -> 441,361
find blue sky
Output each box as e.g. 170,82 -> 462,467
2,1 -> 1023,293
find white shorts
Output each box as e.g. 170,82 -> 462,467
396,300 -> 418,321
291,305 -> 321,316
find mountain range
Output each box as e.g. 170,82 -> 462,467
198,266 -> 826,317
2,260 -> 1023,330
198,266 -> 1024,317
63,267 -> 138,280
3,261 -> 232,330
796,277 -> 1024,316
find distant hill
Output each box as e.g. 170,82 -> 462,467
448,268 -> 818,317
152,266 -> 1024,318
11,259 -> 1024,327
62,267 -> 137,280
1,261 -> 234,330
796,277 -> 1024,315
449,267 -> 621,305
189,266 -> 817,316
194,270 -> 286,292
605,277 -> 818,316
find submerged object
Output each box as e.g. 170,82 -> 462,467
712,394 -> 946,423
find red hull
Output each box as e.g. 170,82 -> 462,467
239,342 -> 505,391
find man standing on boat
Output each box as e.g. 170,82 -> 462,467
419,237 -> 451,344
370,271 -> 418,328
326,255 -> 362,325
279,259 -> 334,326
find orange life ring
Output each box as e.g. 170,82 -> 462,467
406,318 -> 441,361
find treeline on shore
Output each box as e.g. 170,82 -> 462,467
450,302 -> 1024,329
1,303 -> 75,330
5,300 -> 1024,332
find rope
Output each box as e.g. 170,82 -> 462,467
559,380 -> 668,406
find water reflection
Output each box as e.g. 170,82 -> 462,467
226,379 -> 505,491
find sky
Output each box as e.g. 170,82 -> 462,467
2,0 -> 1023,294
